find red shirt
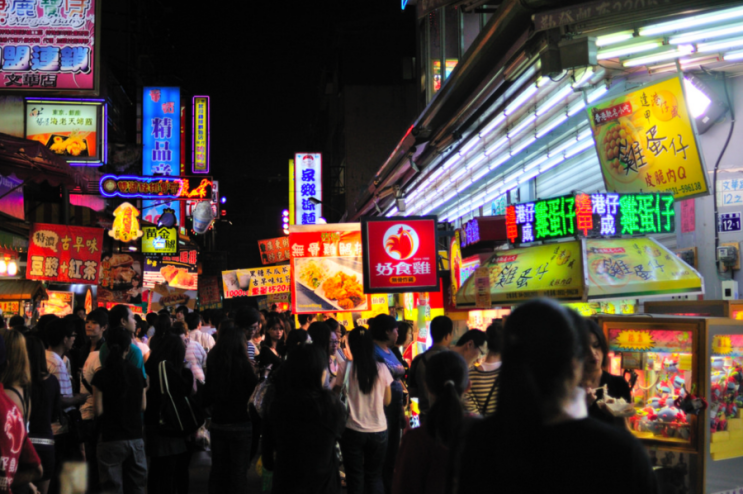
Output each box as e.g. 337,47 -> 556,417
392,427 -> 449,494
0,383 -> 41,494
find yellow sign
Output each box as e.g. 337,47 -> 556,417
613,330 -> 655,351
585,237 -> 703,299
587,75 -> 708,201
110,202 -> 143,243
450,231 -> 462,300
193,97 -> 209,172
566,299 -> 636,316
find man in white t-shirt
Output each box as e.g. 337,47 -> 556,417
186,312 -> 215,352
45,319 -> 86,434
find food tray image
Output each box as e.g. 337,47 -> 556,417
45,134 -> 90,157
295,258 -> 367,311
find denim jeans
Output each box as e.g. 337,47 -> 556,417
340,428 -> 388,494
383,385 -> 403,494
97,439 -> 147,494
208,422 -> 252,494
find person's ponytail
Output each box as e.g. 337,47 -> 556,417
424,352 -> 468,448
105,327 -> 132,390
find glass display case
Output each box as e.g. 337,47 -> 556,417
644,300 -> 743,320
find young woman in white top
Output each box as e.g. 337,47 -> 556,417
335,328 -> 392,494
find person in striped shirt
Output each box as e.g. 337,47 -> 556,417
462,321 -> 503,417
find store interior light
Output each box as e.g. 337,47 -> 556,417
684,78 -> 711,118
596,41 -> 663,60
505,85 -> 538,115
536,85 -> 574,116
0,259 -> 7,275
485,135 -> 508,156
669,21 -> 743,44
508,114 -> 536,138
697,35 -> 743,53
536,114 -> 568,138
623,45 -> 694,67
459,136 -> 481,155
587,86 -> 608,103
595,30 -> 635,47
639,5 -> 743,37
221,196 -> 226,204
7,260 -> 17,277
479,114 -> 506,138
724,49 -> 743,61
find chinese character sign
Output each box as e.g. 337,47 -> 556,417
143,249 -> 198,290
99,175 -> 213,200
27,223 -> 103,285
257,236 -> 290,265
192,96 -> 209,173
222,266 -> 291,299
0,0 -> 98,91
362,216 -> 439,294
450,231 -> 462,299
142,227 -> 177,254
109,202 -> 143,243
25,101 -> 102,163
143,87 -> 180,176
294,153 -> 322,225
290,223 -> 369,313
587,75 -> 708,200
98,252 -> 143,304
198,275 -> 221,308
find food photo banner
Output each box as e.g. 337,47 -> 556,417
143,249 -> 198,290
587,75 -> 708,201
362,216 -> 440,294
0,0 -> 99,92
27,223 -> 103,285
222,266 -> 291,299
98,252 -> 143,305
258,236 -> 290,265
100,175 -> 213,200
506,192 -> 675,244
290,223 -> 369,314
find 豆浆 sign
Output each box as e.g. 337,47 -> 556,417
587,75 -> 708,201
25,100 -> 103,164
0,0 -> 98,92
294,153 -> 322,225
222,266 -> 291,299
142,227 -> 177,254
362,216 -> 439,294
27,223 -> 103,285
506,192 -> 675,244
719,212 -> 741,233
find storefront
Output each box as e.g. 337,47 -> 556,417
0,280 -> 47,326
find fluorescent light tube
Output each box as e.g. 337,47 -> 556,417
489,153 -> 511,171
536,114 -> 568,138
623,45 -> 694,67
386,207 -> 398,217
670,21 -> 743,44
565,138 -> 595,158
698,35 -> 743,52
524,155 -> 548,172
639,6 -> 743,37
459,136 -> 481,155
465,153 -> 487,170
596,31 -> 635,47
505,85 -> 538,116
449,167 -> 468,183
508,114 -> 536,138
587,86 -> 608,103
572,68 -> 594,88
536,85 -> 574,116
480,113 -> 506,137
443,154 -> 461,170
724,49 -> 743,61
510,136 -> 536,156
597,41 -> 662,60
485,135 -> 508,156
471,165 -> 490,183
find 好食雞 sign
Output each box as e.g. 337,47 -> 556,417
27,224 -> 104,285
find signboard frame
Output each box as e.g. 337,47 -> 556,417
192,95 -> 210,174
293,153 -> 322,225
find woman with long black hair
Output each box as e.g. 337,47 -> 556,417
92,327 -> 147,494
308,321 -> 334,388
257,314 -> 284,374
204,321 -> 257,494
336,327 -> 392,494
456,300 -> 656,494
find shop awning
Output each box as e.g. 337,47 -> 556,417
0,133 -> 85,189
455,237 -> 703,307
0,280 -> 47,301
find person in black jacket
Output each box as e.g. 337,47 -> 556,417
203,321 -> 257,494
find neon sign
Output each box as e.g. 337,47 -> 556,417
506,192 -> 675,244
99,175 -> 213,200
192,96 -> 210,174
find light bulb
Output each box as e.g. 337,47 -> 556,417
0,259 -> 7,274
8,261 -> 17,276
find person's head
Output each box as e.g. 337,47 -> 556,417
9,315 -> 24,330
25,335 -> 48,387
185,312 -> 201,331
265,315 -> 284,345
308,321 -> 332,361
85,308 -> 108,342
171,322 -> 188,346
210,321 -> 252,387
0,330 -> 30,388
35,314 -> 59,346
297,314 -> 315,328
431,316 -> 454,345
46,318 -> 75,352
109,304 -> 136,334
348,327 -> 378,394
499,299 -> 588,422
75,307 -> 86,320
201,309 -> 212,326
396,321 -> 413,347
146,333 -> 186,374
63,314 -> 87,350
370,314 -> 398,346
136,319 -> 149,339
270,303 -> 278,312
145,312 -> 158,328
455,330 -> 488,366
425,350 -> 469,447
175,305 -> 189,322
485,320 -> 504,356
235,307 -> 261,340
211,310 -> 226,332
584,318 -> 608,372
325,317 -> 340,340
284,343 -> 327,391
285,328 -> 309,349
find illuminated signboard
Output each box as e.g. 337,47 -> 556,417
100,175 -> 213,200
142,227 -> 177,254
0,0 -> 99,92
294,153 -> 322,225
25,99 -> 106,165
192,96 -> 209,173
27,223 -> 104,285
460,219 -> 480,247
109,202 -> 143,243
506,192 -> 675,244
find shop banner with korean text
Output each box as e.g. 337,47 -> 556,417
587,75 -> 708,201
585,237 -> 703,300
258,236 -> 290,265
143,249 -> 198,290
222,266 -> 291,298
27,224 -> 104,285
290,223 -> 369,314
98,252 -> 144,305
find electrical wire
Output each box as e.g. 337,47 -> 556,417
713,71 -> 735,274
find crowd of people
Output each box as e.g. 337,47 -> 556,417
0,298 -> 659,494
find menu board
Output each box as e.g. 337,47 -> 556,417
143,249 -> 198,290
258,236 -> 290,265
27,223 -> 104,285
222,266 -> 291,299
198,275 -> 221,308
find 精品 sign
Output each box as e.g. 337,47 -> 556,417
192,96 -> 209,173
506,192 -> 675,244
142,227 -> 177,254
25,99 -> 106,165
100,175 -> 213,201
361,216 -> 440,294
587,75 -> 708,201
294,153 -> 322,225
27,224 -> 104,285
0,0 -> 100,93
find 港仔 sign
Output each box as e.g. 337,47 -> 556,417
27,224 -> 104,285
362,216 -> 439,294
587,75 -> 708,201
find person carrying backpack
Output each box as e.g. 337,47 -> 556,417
408,316 -> 453,424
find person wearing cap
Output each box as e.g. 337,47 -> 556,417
370,314 -> 407,494
0,334 -> 44,493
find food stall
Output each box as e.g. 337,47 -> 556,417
596,314 -> 743,494
0,280 -> 47,326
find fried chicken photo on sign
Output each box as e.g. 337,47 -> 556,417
321,272 -> 364,309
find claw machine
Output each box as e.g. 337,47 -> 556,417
596,315 -> 743,494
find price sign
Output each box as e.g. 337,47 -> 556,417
719,212 -> 742,233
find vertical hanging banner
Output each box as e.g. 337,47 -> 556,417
0,0 -> 99,93
192,96 -> 209,173
290,223 -> 369,314
587,75 -> 708,201
361,216 -> 440,294
26,224 -> 103,285
294,153 -> 322,225
143,87 -> 181,226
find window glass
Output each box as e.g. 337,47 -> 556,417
462,12 -> 481,55
709,334 -> 743,460
428,10 -> 441,96
444,5 -> 460,65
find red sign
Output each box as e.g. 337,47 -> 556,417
591,102 -> 633,126
362,216 -> 439,294
258,236 -> 290,265
27,224 -> 104,285
198,276 -> 222,308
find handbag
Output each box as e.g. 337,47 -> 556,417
339,362 -> 351,420
249,377 -> 271,419
158,360 -> 204,437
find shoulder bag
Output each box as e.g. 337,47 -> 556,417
158,360 -> 204,437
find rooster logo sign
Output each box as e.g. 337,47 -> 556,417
383,224 -> 420,260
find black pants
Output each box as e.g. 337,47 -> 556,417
49,433 -> 83,494
148,455 -> 179,494
249,405 -> 262,462
175,442 -> 194,494
382,386 -> 403,494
